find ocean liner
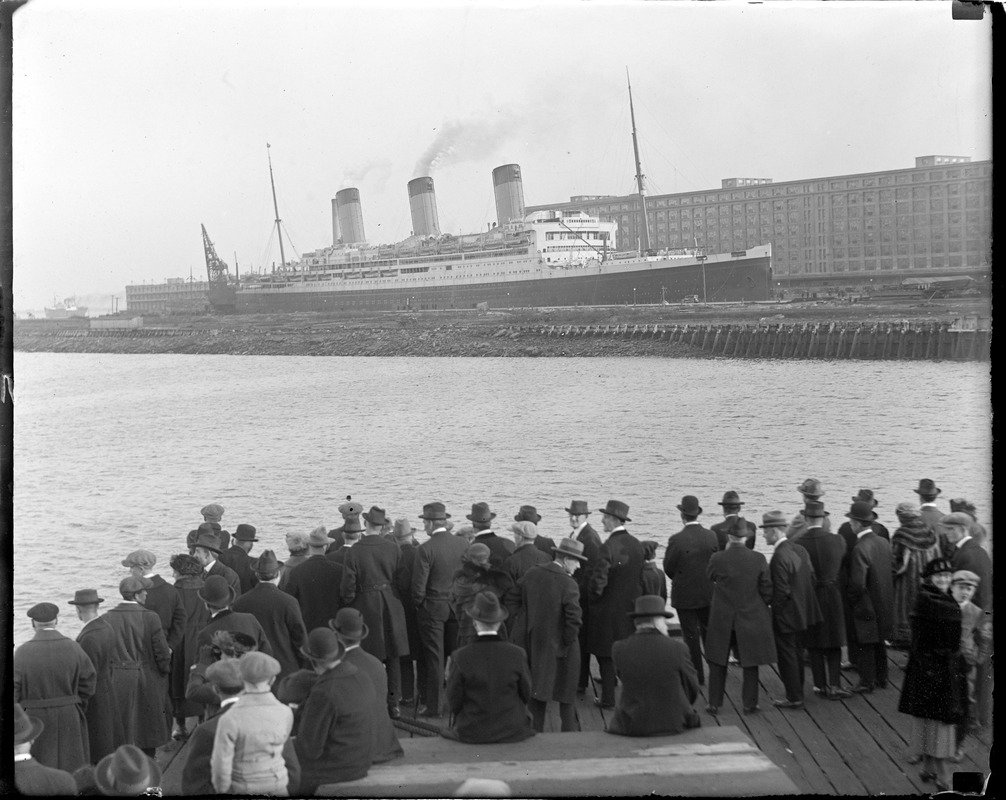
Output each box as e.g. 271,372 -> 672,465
212,80 -> 772,314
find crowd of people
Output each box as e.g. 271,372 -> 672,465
12,481 -> 992,796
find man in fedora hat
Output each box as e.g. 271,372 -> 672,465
94,744 -> 162,797
587,499 -> 645,709
392,518 -> 426,708
327,515 -> 366,565
467,501 -> 515,566
284,525 -> 346,632
191,527 -> 242,598
607,595 -> 701,737
845,500 -> 895,693
566,499 -> 602,695
705,517 -> 776,715
14,602 -> 96,772
508,538 -> 586,732
913,478 -> 945,533
219,523 -> 260,595
102,576 -> 172,757
196,574 -> 273,658
123,549 -> 187,657
837,490 -> 890,555
13,702 -> 78,795
330,608 -> 405,760
341,505 -> 411,719
763,512 -> 823,709
233,549 -> 308,682
515,504 -> 557,556
786,478 -> 831,541
663,495 -> 719,685
411,501 -> 469,717
503,520 -> 551,590
327,496 -> 364,553
711,491 -> 756,551
70,589 -> 123,762
290,628 -> 376,792
444,592 -> 535,744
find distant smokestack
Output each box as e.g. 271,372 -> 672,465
335,188 -> 366,245
408,177 -> 440,237
492,164 -> 525,228
331,198 -> 342,244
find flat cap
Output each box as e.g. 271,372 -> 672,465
201,503 -> 225,519
238,651 -> 281,683
205,659 -> 244,691
27,602 -> 59,622
951,570 -> 980,586
941,512 -> 973,528
121,549 -> 157,569
119,576 -> 153,597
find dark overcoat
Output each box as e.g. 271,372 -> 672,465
411,529 -> 470,604
195,608 -> 273,655
143,574 -> 187,651
14,759 -> 78,796
608,629 -> 699,736
342,647 -> 404,763
769,540 -> 823,634
218,545 -> 259,594
206,559 -> 242,598
503,543 -> 551,588
587,529 -> 645,657
395,541 -> 423,658
232,581 -> 308,679
445,635 -> 535,744
14,628 -> 96,772
472,531 -> 517,567
838,520 -> 890,553
76,616 -> 124,762
847,531 -> 895,643
283,554 -> 345,632
574,523 -> 603,598
663,523 -> 719,610
951,538 -> 992,611
897,583 -> 966,723
640,562 -> 668,600
509,562 -> 582,703
705,545 -> 776,667
533,534 -> 557,556
102,602 -> 172,750
341,535 -> 410,660
711,517 -> 757,551
170,575 -> 212,716
797,527 -> 847,648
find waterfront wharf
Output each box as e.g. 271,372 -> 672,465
154,645 -> 991,796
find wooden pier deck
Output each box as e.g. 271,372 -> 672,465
156,646 -> 991,796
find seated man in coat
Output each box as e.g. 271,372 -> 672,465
443,592 -> 535,744
607,595 -> 700,736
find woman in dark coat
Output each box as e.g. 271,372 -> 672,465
639,540 -> 668,600
169,554 -> 211,733
449,543 -> 515,647
890,503 -> 942,648
897,558 -> 965,792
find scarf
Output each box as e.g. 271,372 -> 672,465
892,518 -> 936,550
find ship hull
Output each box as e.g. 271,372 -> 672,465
235,252 -> 772,313
44,307 -> 88,319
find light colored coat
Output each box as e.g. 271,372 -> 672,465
211,690 -> 293,794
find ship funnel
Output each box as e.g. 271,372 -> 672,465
331,198 -> 342,244
408,177 -> 441,237
335,187 -> 366,245
492,164 -> 525,227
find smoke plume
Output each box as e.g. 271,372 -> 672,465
413,110 -> 521,177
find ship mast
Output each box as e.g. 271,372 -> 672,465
627,69 -> 650,254
267,143 -> 287,271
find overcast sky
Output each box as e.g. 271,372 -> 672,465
12,0 -> 991,313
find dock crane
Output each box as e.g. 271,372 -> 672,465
201,224 -> 237,312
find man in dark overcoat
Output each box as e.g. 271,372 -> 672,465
837,490 -> 890,553
509,538 -> 585,732
762,512 -> 823,708
13,602 -> 96,772
123,549 -> 187,652
69,589 -> 123,762
326,497 -> 363,553
468,501 -> 516,566
102,577 -> 172,756
502,520 -> 551,595
191,528 -> 242,598
515,504 -> 557,556
785,478 -> 831,541
232,549 -> 308,683
607,595 -> 700,737
195,574 -> 273,655
392,518 -> 426,706
704,518 -> 776,714
710,491 -> 756,550
794,501 -> 850,699
284,526 -> 346,631
13,703 -> 78,796
662,495 -> 719,685
845,500 -> 895,693
587,499 -> 645,708
218,523 -> 260,595
411,501 -> 469,717
566,499 -> 602,694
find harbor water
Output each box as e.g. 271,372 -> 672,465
12,352 -> 992,647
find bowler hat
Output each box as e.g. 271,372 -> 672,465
121,549 -> 157,570
801,500 -> 829,518
362,506 -> 391,526
205,659 -> 244,691
797,478 -> 824,497
201,503 -> 225,521
393,518 -> 416,540
13,702 -> 44,745
465,591 -> 509,623
191,530 -> 223,554
914,478 -> 941,497
598,499 -> 632,522
922,557 -> 954,578
338,499 -> 364,517
552,538 -> 588,562
466,502 -> 496,523
852,489 -> 878,507
254,549 -> 282,575
307,526 -> 330,547
462,542 -> 492,566
676,496 -> 702,517
119,576 -> 153,598
718,491 -> 744,507
301,627 -> 345,662
198,575 -> 235,607
845,501 -> 876,524
951,570 -> 980,587
329,607 -> 369,642
628,594 -> 676,619
234,524 -> 258,542
510,521 -> 538,540
341,516 -> 365,535
420,501 -> 451,521
94,745 -> 161,797
68,589 -> 105,606
514,505 -> 542,523
759,510 -> 788,529
565,500 -> 591,516
238,651 -> 281,683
